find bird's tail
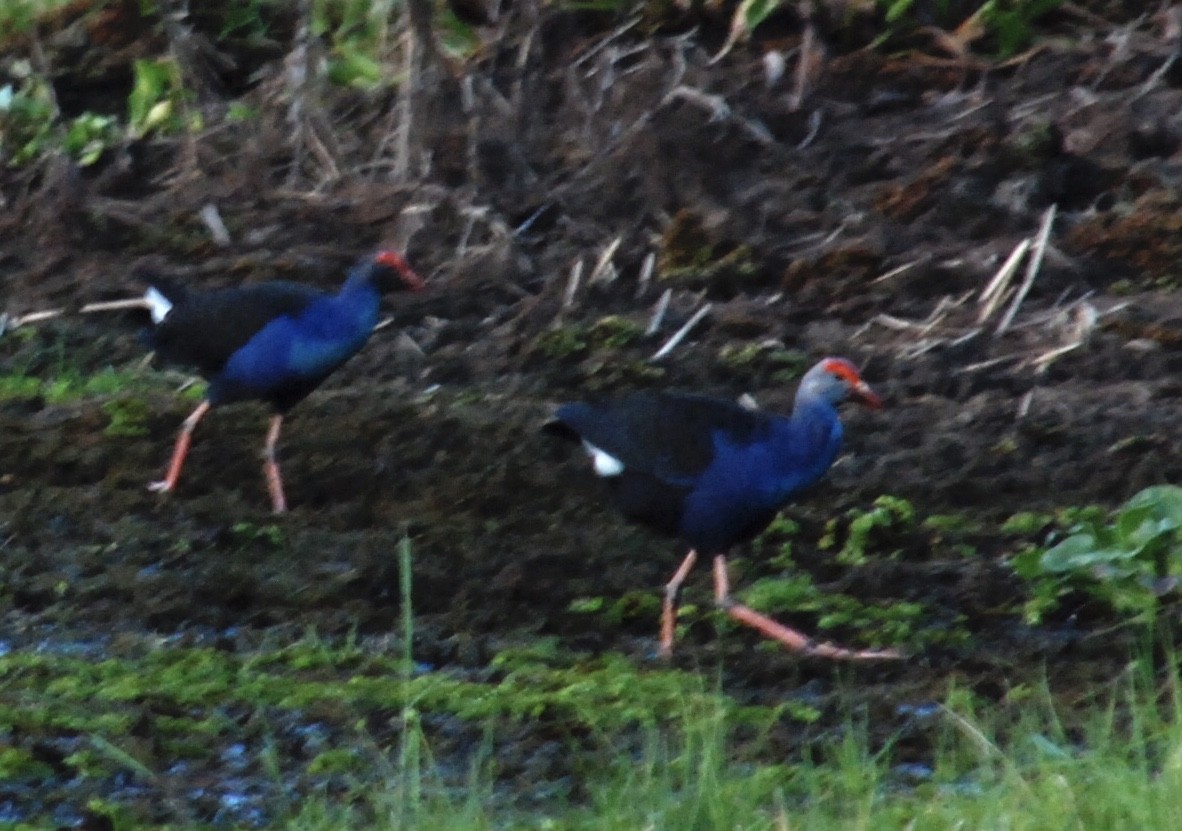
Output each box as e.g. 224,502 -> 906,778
541,406 -> 583,444
139,275 -> 187,325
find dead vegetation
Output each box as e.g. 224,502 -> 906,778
1,0 -> 1182,761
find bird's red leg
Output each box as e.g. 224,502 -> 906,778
149,400 -> 211,494
712,555 -> 902,661
262,414 -> 288,514
659,550 -> 699,658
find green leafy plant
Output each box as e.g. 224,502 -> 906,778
818,495 -> 915,566
101,397 -> 151,437
715,0 -> 784,61
128,58 -> 191,137
218,0 -> 272,38
310,0 -> 400,88
63,112 -> 120,165
1012,486 -> 1182,623
875,0 -> 1064,58
1002,511 -> 1054,535
754,513 -> 801,568
740,572 -> 932,648
231,521 -> 286,548
0,366 -> 154,404
0,75 -> 58,166
979,0 -> 1063,57
0,0 -> 79,35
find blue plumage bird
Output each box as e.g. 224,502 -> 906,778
547,357 -> 900,660
142,250 -> 424,513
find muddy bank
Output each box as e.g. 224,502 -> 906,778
2,1 -> 1182,824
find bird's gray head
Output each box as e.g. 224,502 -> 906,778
356,250 -> 425,294
797,357 -> 882,410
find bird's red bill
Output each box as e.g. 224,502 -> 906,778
821,358 -> 883,408
375,250 -> 426,291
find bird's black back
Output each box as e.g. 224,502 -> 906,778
148,281 -> 324,376
549,391 -> 772,483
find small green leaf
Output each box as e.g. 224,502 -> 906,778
740,0 -> 782,32
1039,535 -> 1131,573
569,597 -> 605,614
885,0 -> 917,24
1127,485 -> 1182,525
328,48 -> 383,89
128,58 -> 183,137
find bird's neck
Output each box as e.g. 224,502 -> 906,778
301,275 -> 382,341
791,389 -> 838,419
334,272 -> 385,316
781,398 -> 844,477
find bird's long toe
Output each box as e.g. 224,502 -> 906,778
712,556 -> 901,661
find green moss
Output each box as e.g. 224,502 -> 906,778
607,590 -> 662,625
0,366 -> 188,408
738,572 -> 935,649
102,396 -> 151,437
661,243 -> 760,287
754,514 -> 801,568
923,514 -> 983,535
308,747 -> 368,775
717,343 -> 810,382
657,211 -> 762,288
588,315 -> 646,349
0,631 -> 815,769
1001,512 -> 1054,535
533,316 -> 646,363
991,436 -> 1020,455
582,357 -> 666,390
534,326 -> 589,360
0,746 -> 55,782
231,521 -> 285,548
0,375 -> 41,399
569,596 -> 605,614
838,495 -> 915,566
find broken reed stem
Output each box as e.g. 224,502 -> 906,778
647,288 -> 672,336
1016,389 -> 1034,419
2,297 -> 154,334
977,237 -> 1032,324
788,21 -> 818,111
80,298 -> 154,313
651,303 -> 711,361
995,204 -> 1057,335
1031,342 -> 1082,372
635,251 -> 656,298
199,203 -> 231,246
871,257 -> 924,285
562,259 -> 584,310
392,33 -> 415,183
21,309 -> 67,326
588,236 -> 622,284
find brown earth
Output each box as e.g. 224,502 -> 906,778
3,0 -> 1182,823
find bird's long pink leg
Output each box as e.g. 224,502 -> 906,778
712,555 -> 902,661
149,400 -> 211,494
659,550 -> 699,658
263,414 -> 288,514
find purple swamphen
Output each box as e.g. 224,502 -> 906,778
142,250 -> 424,513
547,357 -> 901,660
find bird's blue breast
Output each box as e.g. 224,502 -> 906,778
216,287 -> 379,398
679,404 -> 844,551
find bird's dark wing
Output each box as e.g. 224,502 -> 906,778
548,391 -> 772,484
148,281 -> 325,375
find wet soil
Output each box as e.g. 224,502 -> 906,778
4,1 -> 1182,824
